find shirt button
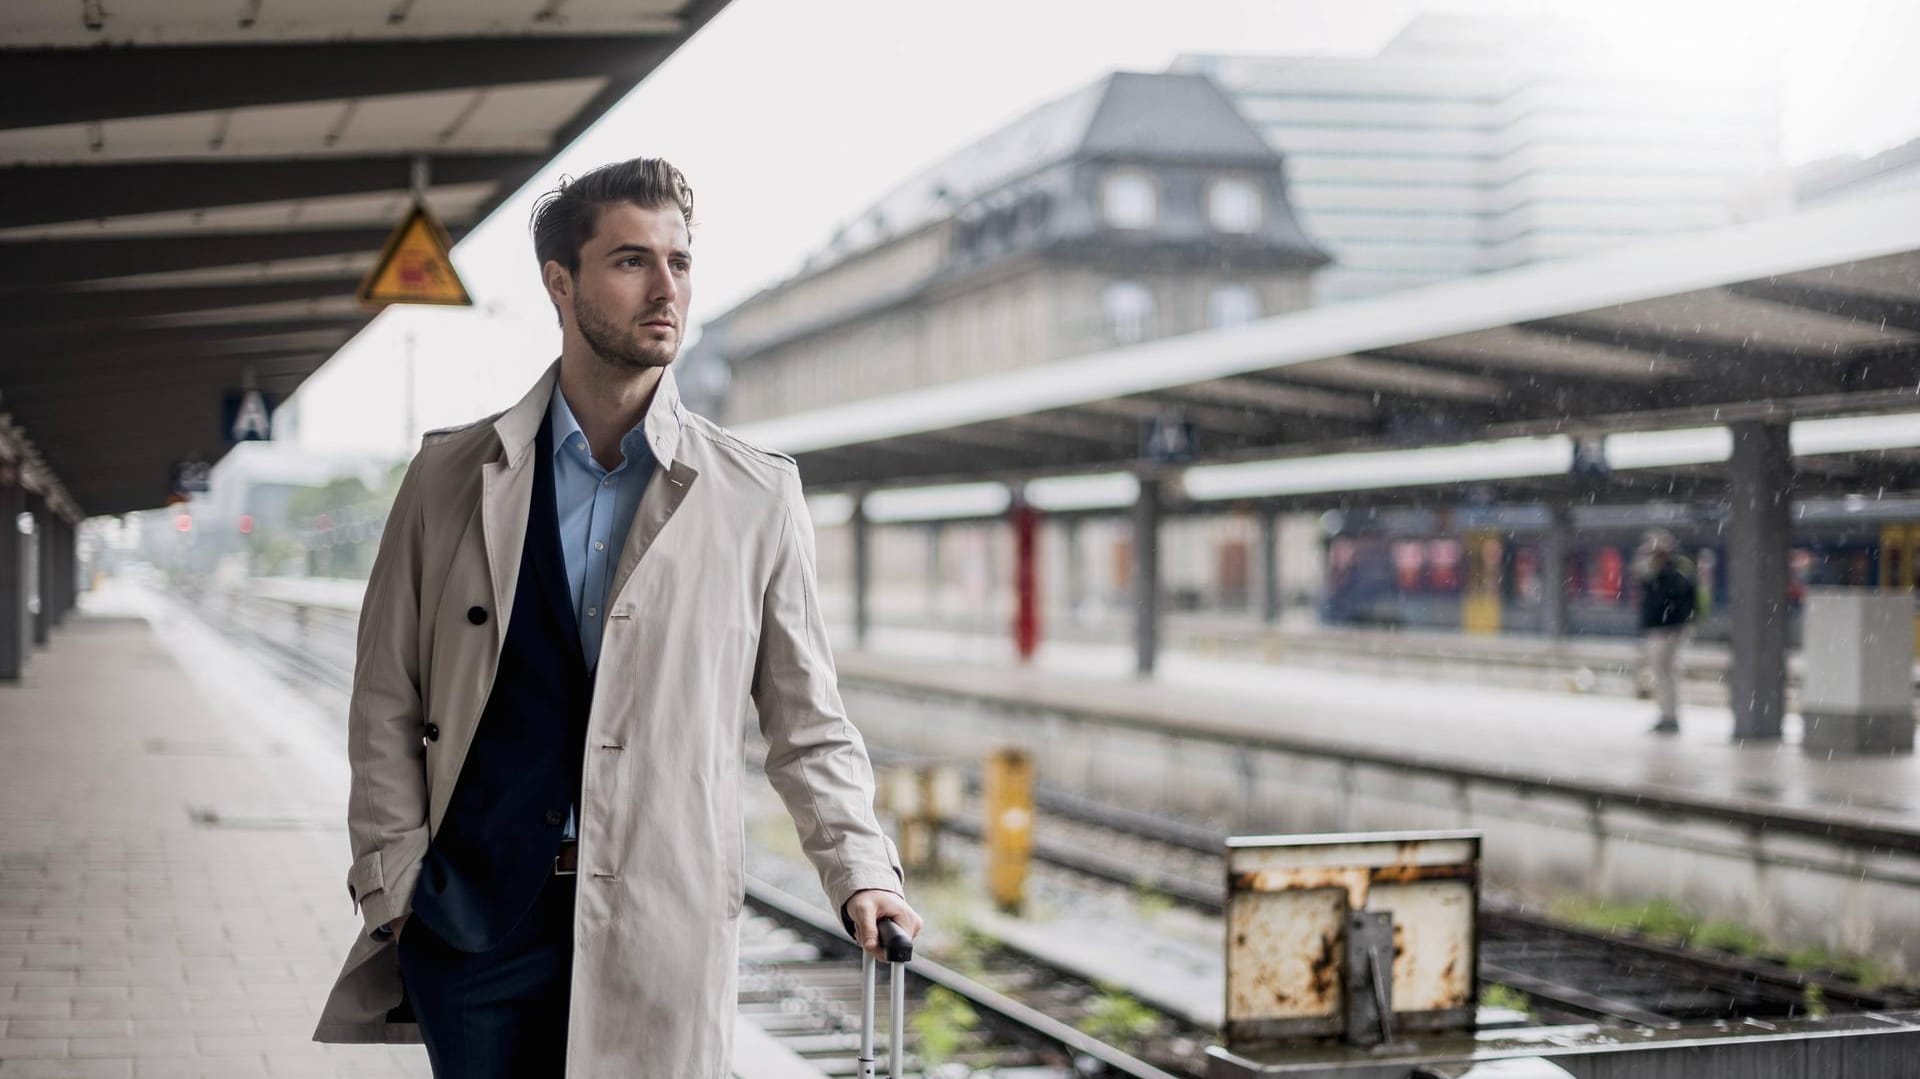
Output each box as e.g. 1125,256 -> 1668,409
545,808 -> 566,826
586,607 -> 598,618
594,541 -> 605,551
602,478 -> 614,488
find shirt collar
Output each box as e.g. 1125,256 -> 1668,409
541,367 -> 685,471
549,383 -> 652,465
548,383 -> 591,459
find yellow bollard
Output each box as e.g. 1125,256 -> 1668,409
983,747 -> 1033,914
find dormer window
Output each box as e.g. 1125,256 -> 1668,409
1102,281 -> 1156,343
1208,284 -> 1261,329
1101,170 -> 1158,230
1207,176 -> 1263,234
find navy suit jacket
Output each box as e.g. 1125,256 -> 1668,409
409,415 -> 593,952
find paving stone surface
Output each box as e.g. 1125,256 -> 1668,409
0,583 -> 428,1079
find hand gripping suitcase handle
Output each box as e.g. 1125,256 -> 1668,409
877,916 -> 914,963
859,917 -> 912,1078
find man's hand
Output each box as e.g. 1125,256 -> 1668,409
844,889 -> 923,961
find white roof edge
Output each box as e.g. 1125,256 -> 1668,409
849,411 -> 1920,516
736,188 -> 1920,456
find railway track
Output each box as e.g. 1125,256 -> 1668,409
743,874 -> 1202,1077
196,589 -> 356,702
939,780 -> 1920,1029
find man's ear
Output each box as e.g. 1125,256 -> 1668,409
542,260 -> 573,311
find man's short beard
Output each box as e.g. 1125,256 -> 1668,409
575,292 -> 676,371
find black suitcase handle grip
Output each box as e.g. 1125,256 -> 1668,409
877,917 -> 914,963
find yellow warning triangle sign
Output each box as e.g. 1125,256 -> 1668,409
356,201 -> 473,310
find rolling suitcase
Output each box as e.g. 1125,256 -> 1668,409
858,917 -> 915,1078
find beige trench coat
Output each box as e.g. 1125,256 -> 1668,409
313,362 -> 905,1076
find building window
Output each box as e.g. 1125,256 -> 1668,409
1207,177 -> 1263,233
1207,284 -> 1261,329
1102,281 -> 1156,343
1101,170 -> 1158,230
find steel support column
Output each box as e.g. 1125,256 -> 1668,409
851,493 -> 871,649
1259,508 -> 1281,625
28,494 -> 50,647
64,519 -> 81,614
925,523 -> 942,617
1062,516 -> 1084,617
1132,475 -> 1164,677
50,517 -> 72,624
1543,501 -> 1572,639
0,473 -> 25,680
1011,497 -> 1040,662
1728,420 -> 1792,741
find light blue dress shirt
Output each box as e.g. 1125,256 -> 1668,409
549,385 -> 656,840
549,385 -> 657,665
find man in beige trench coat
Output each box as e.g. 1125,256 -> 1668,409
313,157 -> 922,1076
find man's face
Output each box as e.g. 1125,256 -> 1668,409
547,201 -> 693,371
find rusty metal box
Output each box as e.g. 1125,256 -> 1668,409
1224,830 -> 1480,1047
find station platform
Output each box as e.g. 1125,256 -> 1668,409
0,581 -> 424,1079
824,593 -> 1914,709
831,623 -> 1919,833
0,581 -> 809,1079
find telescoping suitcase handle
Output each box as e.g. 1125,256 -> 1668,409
858,917 -> 914,1079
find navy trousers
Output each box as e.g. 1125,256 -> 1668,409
397,873 -> 576,1077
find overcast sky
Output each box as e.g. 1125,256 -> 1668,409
287,0 -> 1920,457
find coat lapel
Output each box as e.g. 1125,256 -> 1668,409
606,459 -> 697,609
480,362 -> 558,653
606,366 -> 696,607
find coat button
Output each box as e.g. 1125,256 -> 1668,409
424,723 -> 440,742
467,606 -> 488,625
545,808 -> 566,826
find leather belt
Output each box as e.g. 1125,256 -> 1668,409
554,840 -> 579,876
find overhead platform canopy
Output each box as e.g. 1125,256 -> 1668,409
739,190 -> 1920,496
0,0 -> 729,518
806,413 -> 1920,527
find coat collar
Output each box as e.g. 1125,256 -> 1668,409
493,359 -> 687,472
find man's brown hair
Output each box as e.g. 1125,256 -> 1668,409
529,157 -> 696,277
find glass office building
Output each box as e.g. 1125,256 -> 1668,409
1176,14 -> 1785,305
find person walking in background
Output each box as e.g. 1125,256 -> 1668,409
1636,529 -> 1697,734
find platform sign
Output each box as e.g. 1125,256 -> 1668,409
170,461 -> 212,497
222,389 -> 276,444
356,201 -> 472,311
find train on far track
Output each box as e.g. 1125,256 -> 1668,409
1318,496 -> 1920,642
